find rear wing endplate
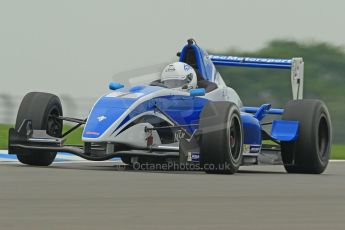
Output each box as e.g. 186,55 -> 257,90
209,55 -> 304,100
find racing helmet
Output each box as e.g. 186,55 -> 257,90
161,62 -> 197,90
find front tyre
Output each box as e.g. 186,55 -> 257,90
281,99 -> 332,174
199,102 -> 243,174
15,92 -> 63,166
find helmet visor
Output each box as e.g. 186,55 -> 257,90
162,73 -> 193,89
162,78 -> 190,88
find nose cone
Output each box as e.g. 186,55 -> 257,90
82,100 -> 131,139
82,85 -> 163,140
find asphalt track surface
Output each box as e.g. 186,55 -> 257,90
0,161 -> 345,230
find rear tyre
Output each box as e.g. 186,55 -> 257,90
199,101 -> 243,174
15,92 -> 63,166
281,99 -> 332,174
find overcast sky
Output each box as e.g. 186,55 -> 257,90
1,0 -> 345,98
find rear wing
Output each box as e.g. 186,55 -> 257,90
209,55 -> 304,100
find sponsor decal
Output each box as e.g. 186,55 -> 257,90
165,64 -> 176,72
243,144 -> 261,154
184,64 -> 191,71
97,115 -> 107,122
250,145 -> 261,153
85,131 -> 100,135
209,55 -> 292,64
191,152 -> 200,162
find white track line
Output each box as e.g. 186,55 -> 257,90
330,160 -> 345,162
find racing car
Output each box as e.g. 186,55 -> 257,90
8,39 -> 332,174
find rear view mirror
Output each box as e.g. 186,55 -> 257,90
189,88 -> 205,97
109,82 -> 124,90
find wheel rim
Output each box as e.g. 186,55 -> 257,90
47,107 -> 62,137
229,115 -> 241,160
317,115 -> 330,160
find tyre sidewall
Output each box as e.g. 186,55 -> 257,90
224,106 -> 243,170
15,92 -> 63,166
199,101 -> 243,174
282,99 -> 332,173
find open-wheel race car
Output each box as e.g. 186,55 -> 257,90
8,39 -> 332,174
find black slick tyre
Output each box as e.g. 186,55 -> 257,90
15,92 -> 63,166
281,99 -> 332,174
199,101 -> 243,174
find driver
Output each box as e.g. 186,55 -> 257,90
160,62 -> 197,91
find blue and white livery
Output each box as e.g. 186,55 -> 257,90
8,39 -> 332,174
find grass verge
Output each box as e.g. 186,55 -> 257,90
331,145 -> 345,160
0,124 -> 82,149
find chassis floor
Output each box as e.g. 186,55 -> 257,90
0,161 -> 344,230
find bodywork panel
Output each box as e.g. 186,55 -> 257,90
82,85 -> 209,141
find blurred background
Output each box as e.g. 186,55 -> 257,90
0,0 -> 344,144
